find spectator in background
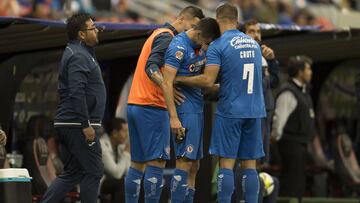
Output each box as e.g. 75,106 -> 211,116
293,8 -> 334,30
0,0 -> 21,16
65,0 -> 95,15
272,56 -> 315,201
293,8 -> 314,25
27,0 -> 52,19
253,0 -> 279,24
100,118 -> 130,203
240,0 -> 262,21
278,0 -> 294,25
197,0 -> 220,11
111,0 -> 128,14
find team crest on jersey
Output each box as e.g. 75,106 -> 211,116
175,51 -> 184,60
189,64 -> 195,72
186,145 -> 194,154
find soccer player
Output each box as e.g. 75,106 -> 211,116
125,6 -> 204,203
161,18 -> 220,203
241,19 -> 280,163
235,19 -> 280,203
175,3 -> 266,203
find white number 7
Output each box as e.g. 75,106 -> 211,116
243,63 -> 254,94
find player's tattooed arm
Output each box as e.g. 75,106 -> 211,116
148,68 -> 164,86
148,68 -> 185,105
162,66 -> 185,137
145,33 -> 172,86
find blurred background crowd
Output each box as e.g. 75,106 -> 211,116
1,0 -> 360,29
1,0 -> 360,202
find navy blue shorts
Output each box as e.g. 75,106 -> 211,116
173,113 -> 203,160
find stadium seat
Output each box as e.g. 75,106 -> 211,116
333,133 -> 360,196
0,145 -> 6,169
307,135 -> 333,172
22,115 -> 80,203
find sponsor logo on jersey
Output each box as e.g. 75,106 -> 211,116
230,36 -> 257,49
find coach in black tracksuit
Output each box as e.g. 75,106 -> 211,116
41,13 -> 106,203
272,56 -> 315,201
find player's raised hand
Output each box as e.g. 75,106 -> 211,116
261,44 -> 275,60
174,87 -> 186,105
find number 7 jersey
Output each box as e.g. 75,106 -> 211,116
206,29 -> 266,118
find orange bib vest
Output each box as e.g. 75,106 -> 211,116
128,28 -> 175,108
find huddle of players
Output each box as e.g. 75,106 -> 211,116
126,3 -> 266,203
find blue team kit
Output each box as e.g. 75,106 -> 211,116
165,32 -> 206,160
206,29 -> 266,159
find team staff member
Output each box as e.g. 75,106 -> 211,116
272,56 -> 315,201
162,18 -> 220,203
41,13 -> 106,203
125,6 -> 204,203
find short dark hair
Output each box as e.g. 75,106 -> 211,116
66,13 -> 94,41
109,118 -> 127,133
288,55 -> 313,77
239,19 -> 259,33
195,17 -> 221,41
216,3 -> 238,21
179,6 -> 205,19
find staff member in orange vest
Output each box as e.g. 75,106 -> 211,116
125,6 -> 204,203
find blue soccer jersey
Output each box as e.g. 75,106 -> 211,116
206,29 -> 266,118
165,32 -> 206,113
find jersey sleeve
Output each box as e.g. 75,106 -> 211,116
205,43 -> 221,67
165,42 -> 186,70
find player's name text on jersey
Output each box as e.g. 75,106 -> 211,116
240,50 -> 255,59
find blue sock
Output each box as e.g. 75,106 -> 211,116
217,168 -> 234,203
171,169 -> 189,203
144,165 -> 164,203
125,167 -> 143,203
185,187 -> 195,203
240,169 -> 260,203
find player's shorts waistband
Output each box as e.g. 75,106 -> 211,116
128,104 -> 167,111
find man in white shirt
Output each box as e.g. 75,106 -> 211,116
271,55 -> 315,201
100,118 -> 131,203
